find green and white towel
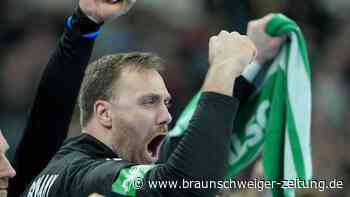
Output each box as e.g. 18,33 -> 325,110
167,14 -> 312,197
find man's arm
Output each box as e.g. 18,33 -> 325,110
9,0 -> 136,196
158,14 -> 285,164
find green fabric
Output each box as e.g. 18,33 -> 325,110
112,165 -> 155,196
167,14 -> 312,197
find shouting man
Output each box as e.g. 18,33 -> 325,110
20,0 -> 284,196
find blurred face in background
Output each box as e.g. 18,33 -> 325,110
0,130 -> 16,197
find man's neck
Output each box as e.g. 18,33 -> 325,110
83,121 -> 114,153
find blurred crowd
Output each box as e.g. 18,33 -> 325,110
0,0 -> 349,196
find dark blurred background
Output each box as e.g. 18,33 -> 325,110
0,0 -> 349,196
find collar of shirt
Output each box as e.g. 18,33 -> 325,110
58,133 -> 119,159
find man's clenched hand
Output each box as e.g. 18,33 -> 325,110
203,31 -> 257,96
209,30 -> 257,77
79,0 -> 136,23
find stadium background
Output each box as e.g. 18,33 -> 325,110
0,0 -> 349,196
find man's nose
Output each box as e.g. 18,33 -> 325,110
1,158 -> 16,179
156,106 -> 172,126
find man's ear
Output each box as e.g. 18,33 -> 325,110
94,100 -> 113,129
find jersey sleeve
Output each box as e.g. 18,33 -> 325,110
71,159 -> 133,196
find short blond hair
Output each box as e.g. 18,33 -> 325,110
78,52 -> 163,126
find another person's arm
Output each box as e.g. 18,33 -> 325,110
9,9 -> 100,196
9,0 -> 136,196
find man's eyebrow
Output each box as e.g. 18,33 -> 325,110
142,93 -> 160,99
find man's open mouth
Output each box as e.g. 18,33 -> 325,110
146,134 -> 166,162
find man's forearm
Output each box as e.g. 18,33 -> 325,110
158,76 -> 255,164
167,92 -> 238,179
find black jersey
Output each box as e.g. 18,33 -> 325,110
22,93 -> 239,197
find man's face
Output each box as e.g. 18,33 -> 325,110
109,67 -> 172,164
0,130 -> 16,197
